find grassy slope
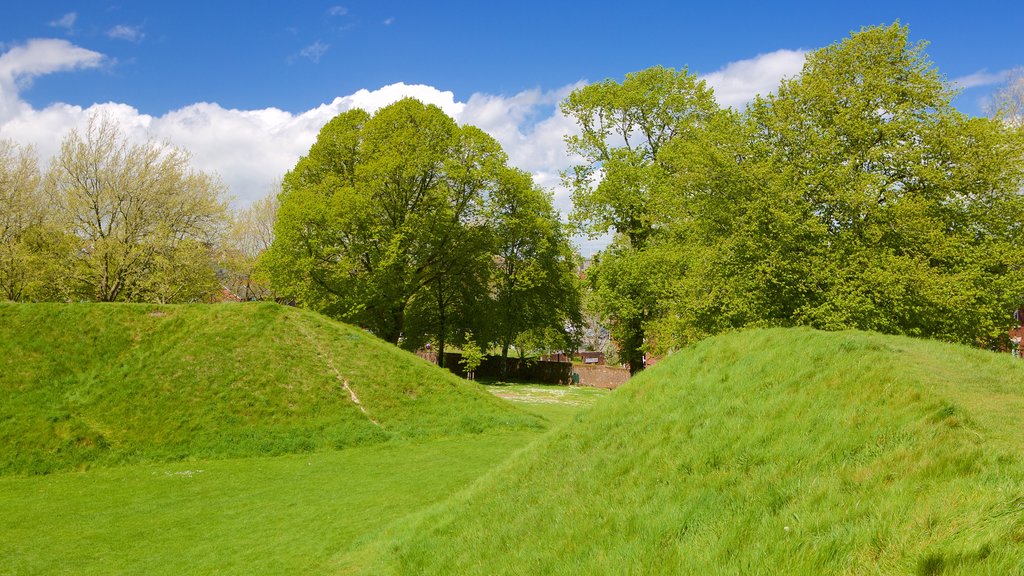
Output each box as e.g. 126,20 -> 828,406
0,302 -> 542,475
342,328 -> 1024,575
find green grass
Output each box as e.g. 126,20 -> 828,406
339,328 -> 1024,575
0,302 -> 543,475
0,433 -> 535,574
0,384 -> 607,575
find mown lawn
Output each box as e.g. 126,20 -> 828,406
0,433 -> 529,574
0,384 -> 608,575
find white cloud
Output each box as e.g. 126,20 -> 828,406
327,6 -> 348,17
0,39 -> 104,123
953,68 -> 1011,90
49,12 -> 77,32
0,40 -> 819,257
383,17 -> 395,25
298,41 -> 329,64
107,25 -> 145,43
0,41 -> 486,211
458,84 -> 584,215
700,49 -> 807,108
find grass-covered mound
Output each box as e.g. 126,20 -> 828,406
0,302 -> 542,475
343,328 -> 1024,575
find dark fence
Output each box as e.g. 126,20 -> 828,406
428,352 -> 573,384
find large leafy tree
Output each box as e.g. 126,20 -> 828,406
267,99 -> 507,345
269,98 -> 583,358
562,66 -> 721,373
488,168 -> 582,375
659,24 -> 1024,347
46,114 -> 226,303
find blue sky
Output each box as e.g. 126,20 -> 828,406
0,1 -> 1021,253
3,1 -> 1018,114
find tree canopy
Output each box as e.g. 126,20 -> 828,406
646,23 -> 1024,348
562,65 -> 722,373
267,98 -> 581,358
47,115 -> 227,303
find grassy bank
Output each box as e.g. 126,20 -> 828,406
342,328 -> 1024,575
0,302 -> 542,475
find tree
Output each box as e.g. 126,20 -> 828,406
220,191 -> 279,301
562,66 -> 721,374
266,99 -> 507,345
0,141 -> 64,301
660,23 -> 1024,347
402,226 -> 492,367
459,332 -> 483,381
987,67 -> 1024,131
489,168 -> 581,376
46,114 -> 227,302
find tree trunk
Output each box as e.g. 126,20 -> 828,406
437,338 -> 446,369
623,317 -> 646,376
500,340 -> 511,380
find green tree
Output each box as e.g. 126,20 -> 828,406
402,227 -> 492,367
562,66 -> 720,373
0,141 -> 42,300
219,191 -> 279,301
459,332 -> 484,380
46,114 -> 227,302
489,168 -> 581,376
660,23 -> 1024,347
266,99 -> 507,345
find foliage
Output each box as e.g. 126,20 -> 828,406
459,332 -> 484,379
0,141 -> 65,301
218,191 -> 279,301
343,328 -> 1024,574
488,168 -> 582,370
656,24 -> 1024,348
562,66 -> 721,373
986,67 -> 1024,131
46,114 -> 227,302
0,302 -> 543,475
267,98 -> 581,356
266,101 -> 504,344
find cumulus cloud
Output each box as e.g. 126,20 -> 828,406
0,41 -> 486,211
48,12 -> 77,33
700,49 -> 807,108
107,25 -> 145,43
327,6 -> 348,17
0,39 -> 818,255
953,69 -> 1011,90
0,39 -> 104,123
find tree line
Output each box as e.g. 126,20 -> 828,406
3,23 -> 1022,373
0,115 -> 277,306
566,24 -> 1024,373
